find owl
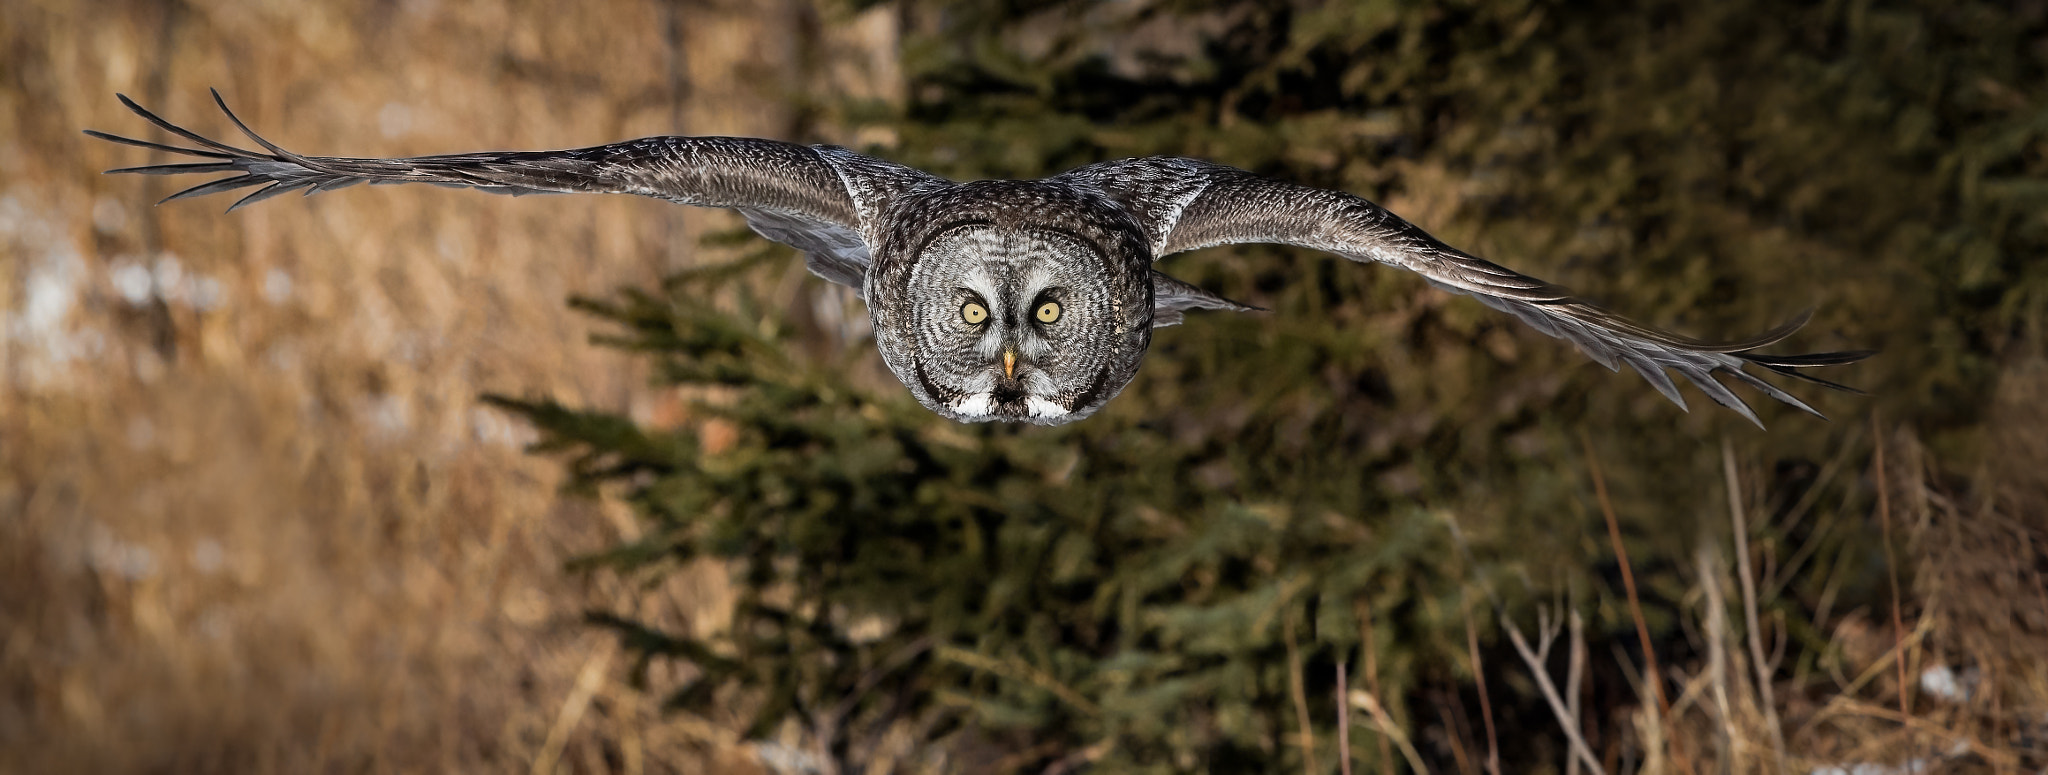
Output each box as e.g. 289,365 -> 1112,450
90,92 -> 1870,427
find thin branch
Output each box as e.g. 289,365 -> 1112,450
1582,431 -> 1693,774
1039,739 -> 1112,775
1696,545 -> 1735,769
1828,615 -> 1934,700
1806,698 -> 2020,769
533,641 -> 618,775
1566,607 -> 1587,775
1724,440 -> 1789,768
815,635 -> 936,772
1764,429 -> 1862,598
1873,413 -> 1912,720
934,645 -> 1098,717
1464,603 -> 1501,775
1348,688 -> 1431,774
1440,511 -> 1604,775
1285,607 -> 1319,775
1338,662 -> 1354,775
1500,612 -> 1609,775
1356,600 -> 1398,774
1434,697 -> 1476,775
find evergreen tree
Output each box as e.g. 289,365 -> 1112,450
495,1 -> 2048,770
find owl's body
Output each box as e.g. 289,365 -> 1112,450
89,93 -> 1870,427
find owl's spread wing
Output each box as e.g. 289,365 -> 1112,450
87,91 -> 938,296
1061,157 -> 1873,427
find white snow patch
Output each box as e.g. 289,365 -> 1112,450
152,252 -> 185,304
378,102 -> 412,138
191,538 -> 225,574
1918,664 -> 1976,703
6,194 -> 102,387
470,406 -> 534,448
110,257 -> 153,304
21,246 -> 85,341
92,196 -> 129,234
188,275 -> 224,312
263,267 -> 293,304
88,524 -> 158,581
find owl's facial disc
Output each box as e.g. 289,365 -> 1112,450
884,223 -> 1146,426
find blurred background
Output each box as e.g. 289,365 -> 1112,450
3,0 -> 895,771
4,0 -> 2045,773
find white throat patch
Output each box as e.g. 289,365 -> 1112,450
1025,396 -> 1069,419
952,392 -> 994,417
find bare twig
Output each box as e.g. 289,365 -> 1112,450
1831,615 -> 1935,699
533,641 -> 617,775
1772,424 -> 1863,562
1582,431 -> 1692,774
1873,413 -> 1912,720
1440,511 -> 1605,775
1434,698 -> 1476,775
1285,607 -> 1319,775
814,636 -> 936,773
1566,608 -> 1587,775
1348,688 -> 1431,774
1763,431 -> 1863,599
1697,545 -> 1736,769
1501,612 -> 1609,775
1338,662 -> 1353,775
1464,604 -> 1501,775
1669,665 -> 1720,718
1039,738 -> 1112,775
935,645 -> 1098,716
1356,600 -> 1397,774
828,636 -> 936,726
1807,698 -> 2020,769
1724,440 -> 1789,768
1762,516 -> 1836,605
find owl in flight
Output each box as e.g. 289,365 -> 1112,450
90,91 -> 1869,427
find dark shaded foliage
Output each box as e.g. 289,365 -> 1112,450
496,1 -> 2048,770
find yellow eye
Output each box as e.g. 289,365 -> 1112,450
961,302 -> 988,325
1035,301 -> 1062,323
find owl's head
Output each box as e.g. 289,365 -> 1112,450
867,181 -> 1154,426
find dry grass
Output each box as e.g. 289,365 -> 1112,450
1644,383 -> 2042,775
1429,361 -> 2048,774
0,0 -> 895,771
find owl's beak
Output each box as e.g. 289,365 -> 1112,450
1003,349 -> 1017,380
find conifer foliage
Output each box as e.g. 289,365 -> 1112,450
495,1 -> 2048,771
492,256 -> 1468,769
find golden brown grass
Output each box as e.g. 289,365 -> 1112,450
0,0 -> 896,771
1409,333 -> 2048,775
1423,360 -> 2048,774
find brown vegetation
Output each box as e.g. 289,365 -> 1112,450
1,0 -> 894,770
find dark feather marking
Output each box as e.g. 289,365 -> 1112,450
160,175 -> 271,204
227,180 -> 314,212
85,130 -> 234,159
115,93 -> 254,157
107,162 -> 239,175
209,88 -> 324,169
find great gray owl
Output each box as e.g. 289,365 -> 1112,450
90,92 -> 1870,427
